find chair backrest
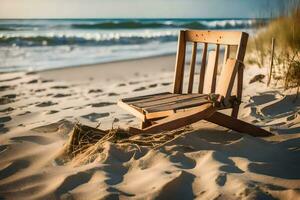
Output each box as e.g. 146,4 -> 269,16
173,30 -> 248,99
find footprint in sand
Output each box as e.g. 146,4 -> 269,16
148,84 -> 158,88
89,102 -> 116,107
81,112 -> 110,122
0,124 -> 9,133
0,94 -> 16,105
41,79 -> 54,83
17,111 -> 31,116
36,101 -> 57,107
0,116 -> 12,123
88,89 -> 103,93
108,92 -> 119,96
161,82 -> 172,86
133,87 -> 147,92
27,79 -> 39,84
51,86 -> 69,89
53,93 -> 72,98
0,107 -> 14,113
34,89 -> 46,93
45,110 -> 59,115
0,85 -> 14,91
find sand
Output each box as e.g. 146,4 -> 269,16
0,55 -> 300,199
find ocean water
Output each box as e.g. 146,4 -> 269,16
0,18 -> 265,72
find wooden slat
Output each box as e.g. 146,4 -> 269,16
198,43 -> 208,93
122,92 -> 172,104
232,32 -> 248,118
117,100 -> 145,121
173,30 -> 186,94
133,94 -> 207,109
202,50 -> 216,94
141,103 -> 216,134
185,30 -> 244,45
235,32 -> 249,61
188,42 -> 197,93
216,59 -> 239,98
211,44 -> 220,93
145,95 -> 210,113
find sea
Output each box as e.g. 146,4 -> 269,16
0,18 -> 266,72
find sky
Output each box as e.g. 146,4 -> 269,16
0,0 -> 286,19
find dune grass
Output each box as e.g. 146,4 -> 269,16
246,7 -> 300,98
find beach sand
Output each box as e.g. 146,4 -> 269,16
1,55 -> 300,199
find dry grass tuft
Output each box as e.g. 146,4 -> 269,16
62,123 -> 192,165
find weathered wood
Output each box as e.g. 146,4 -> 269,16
141,120 -> 152,129
122,92 -> 171,103
206,111 -> 272,137
173,30 -> 186,94
235,32 -> 249,61
136,94 -> 207,109
185,30 -> 246,45
117,100 -> 145,121
119,30 -> 270,138
231,63 -> 244,118
188,42 -> 198,93
144,95 -> 210,113
216,59 -> 239,98
211,44 -> 220,93
142,103 -> 216,134
203,51 -> 216,94
198,43 -> 208,93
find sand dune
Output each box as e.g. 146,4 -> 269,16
1,56 -> 300,199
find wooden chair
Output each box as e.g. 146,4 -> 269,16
118,30 -> 272,137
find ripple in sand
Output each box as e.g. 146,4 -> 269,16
0,76 -> 21,82
36,101 -> 58,107
81,112 -> 110,122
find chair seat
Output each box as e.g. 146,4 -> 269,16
119,92 -> 212,119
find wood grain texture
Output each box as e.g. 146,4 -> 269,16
188,42 -> 198,93
198,43 -> 208,93
173,30 -> 186,94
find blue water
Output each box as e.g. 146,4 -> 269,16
0,18 -> 266,72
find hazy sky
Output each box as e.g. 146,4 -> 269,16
0,0 -> 284,19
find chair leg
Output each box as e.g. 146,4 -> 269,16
231,105 -> 239,118
139,103 -> 216,134
141,120 -> 152,129
206,111 -> 272,137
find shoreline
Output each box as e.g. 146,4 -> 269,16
39,54 -> 176,82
